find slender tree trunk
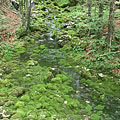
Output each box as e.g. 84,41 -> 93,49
88,0 -> 92,17
97,0 -> 104,38
25,0 -> 31,31
19,0 -> 24,25
87,0 -> 92,36
99,0 -> 104,18
94,1 -> 97,16
107,0 -> 116,52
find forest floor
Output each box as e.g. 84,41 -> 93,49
0,2 -> 20,46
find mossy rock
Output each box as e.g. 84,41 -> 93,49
10,87 -> 26,97
0,91 -> 6,97
1,62 -> 18,74
48,14 -> 54,20
26,112 -> 38,119
16,27 -> 26,38
16,109 -> 26,117
0,101 -> 6,106
82,71 -> 92,79
2,118 -> 9,120
14,42 -> 25,49
20,95 -> 30,102
71,37 -> 81,46
56,0 -> 70,7
34,32 -> 42,38
80,41 -> 88,49
81,68 -> 92,79
27,60 -> 38,66
9,70 -> 25,79
91,113 -> 100,120
0,36 -> 2,42
69,0 -> 79,6
40,45 -> 46,50
63,44 -> 72,51
11,113 -> 23,119
5,101 -> 14,106
0,79 -> 9,86
15,101 -> 25,108
0,68 -> 4,74
30,24 -> 40,31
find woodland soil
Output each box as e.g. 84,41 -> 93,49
0,1 -> 20,46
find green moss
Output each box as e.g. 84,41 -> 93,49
81,69 -> 92,79
16,27 -> 26,38
2,118 -> 9,120
91,114 -> 100,120
56,0 -> 70,7
11,113 -> 23,119
20,95 -> 30,102
80,41 -> 88,48
27,60 -> 38,66
16,109 -> 26,117
10,87 -> 26,97
0,91 -> 6,97
15,101 -> 25,108
34,32 -> 42,38
63,44 -> 72,51
5,101 -> 14,106
40,45 -> 46,50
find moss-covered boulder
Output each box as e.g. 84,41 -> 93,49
81,68 -> 92,79
20,95 -> 30,102
0,91 -> 6,97
5,101 -> 14,106
2,118 -> 9,120
55,0 -> 79,7
80,41 -> 88,49
11,113 -> 23,120
10,87 -> 26,97
15,101 -> 25,108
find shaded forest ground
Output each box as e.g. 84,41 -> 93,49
0,1 -> 20,46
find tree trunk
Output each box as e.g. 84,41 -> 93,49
88,0 -> 92,17
94,0 -> 98,16
107,0 -> 116,52
25,0 -> 31,31
19,0 -> 24,25
99,0 -> 104,18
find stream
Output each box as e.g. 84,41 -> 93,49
31,2 -> 120,119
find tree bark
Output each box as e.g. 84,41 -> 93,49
88,0 -> 92,17
107,0 -> 116,52
99,0 -> 104,18
25,0 -> 31,31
